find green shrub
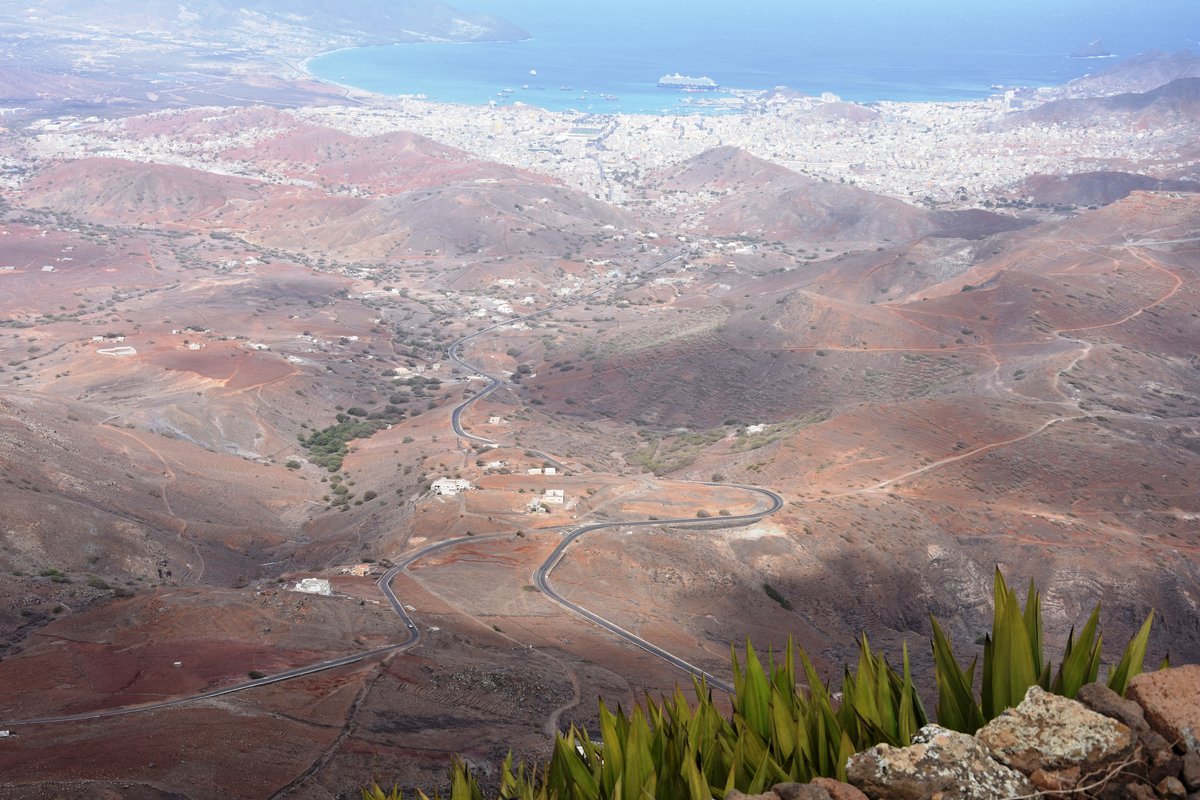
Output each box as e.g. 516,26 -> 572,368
762,582 -> 793,611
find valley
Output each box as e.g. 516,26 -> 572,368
0,17 -> 1197,798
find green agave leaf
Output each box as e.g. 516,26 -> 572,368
681,755 -> 712,800
1052,606 -> 1101,698
550,734 -> 598,800
739,640 -> 773,740
1108,610 -> 1155,696
985,570 -> 1039,719
930,615 -> 984,733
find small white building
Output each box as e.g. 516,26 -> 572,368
487,416 -> 505,425
432,478 -> 472,496
527,467 -> 557,476
294,578 -> 332,596
543,489 -> 565,505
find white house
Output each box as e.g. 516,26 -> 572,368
543,489 -> 565,505
294,578 -> 332,596
432,478 -> 472,496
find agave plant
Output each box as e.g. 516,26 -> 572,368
372,570 -> 1160,798
932,568 -> 1158,733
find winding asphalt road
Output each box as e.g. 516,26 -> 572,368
1,247 -> 782,727
444,250 -> 784,694
531,485 -> 782,696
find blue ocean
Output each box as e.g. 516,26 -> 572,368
308,0 -> 1198,113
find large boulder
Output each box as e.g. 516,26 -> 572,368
1128,665 -> 1200,753
846,725 -> 1034,800
976,686 -> 1136,776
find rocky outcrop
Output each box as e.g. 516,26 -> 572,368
728,667 -> 1200,800
977,686 -> 1136,775
846,725 -> 1035,800
1128,665 -> 1200,753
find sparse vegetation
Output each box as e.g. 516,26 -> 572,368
762,581 -> 793,610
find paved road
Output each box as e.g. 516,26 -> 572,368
1,533 -> 510,727
1,247 -> 782,727
533,483 -> 783,695
447,248 -> 685,451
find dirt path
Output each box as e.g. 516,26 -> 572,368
833,415 -> 1078,497
543,666 -> 581,739
102,425 -> 206,581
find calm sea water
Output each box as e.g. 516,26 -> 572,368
308,0 -> 1197,113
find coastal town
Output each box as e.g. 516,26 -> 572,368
17,83 -> 1191,212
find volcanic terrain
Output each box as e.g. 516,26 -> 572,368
0,54 -> 1197,800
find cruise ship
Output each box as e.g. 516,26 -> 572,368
657,73 -> 719,90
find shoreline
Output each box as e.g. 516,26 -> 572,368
289,35 -> 1132,117
296,44 -> 1062,116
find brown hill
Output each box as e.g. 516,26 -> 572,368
18,153 -> 627,264
526,191 -> 1200,427
223,126 -> 551,194
22,158 -> 267,226
1017,171 -> 1200,206
651,147 -> 1024,242
246,182 -> 629,260
1060,49 -> 1200,97
1017,78 -> 1200,128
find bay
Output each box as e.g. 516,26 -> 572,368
307,0 -> 1198,113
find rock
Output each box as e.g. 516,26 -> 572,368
977,685 -> 1136,775
1030,766 -> 1080,790
1129,666 -> 1200,753
725,791 -> 780,800
807,778 -> 870,800
1079,682 -> 1150,732
1158,776 -> 1187,799
1144,729 -> 1184,784
771,785 -> 832,800
1123,785 -> 1158,800
1182,751 -> 1200,791
846,724 -> 1034,800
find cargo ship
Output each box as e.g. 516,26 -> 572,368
657,73 -> 719,90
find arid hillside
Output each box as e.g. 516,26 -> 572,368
0,96 -> 1196,799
